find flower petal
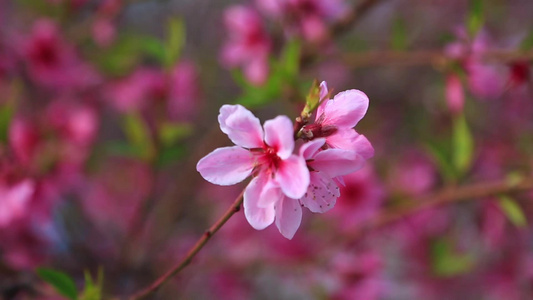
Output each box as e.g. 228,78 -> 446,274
196,146 -> 254,185
322,89 -> 369,129
275,196 -> 302,240
311,148 -> 365,178
264,115 -> 294,159
316,81 -> 329,119
244,174 -> 276,230
257,176 -> 283,208
275,155 -> 310,199
299,138 -> 326,159
300,172 -> 339,213
326,129 -> 374,160
218,104 -> 264,148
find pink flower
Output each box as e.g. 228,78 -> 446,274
256,0 -> 345,42
298,138 -> 367,214
197,104 -> 309,237
0,179 -> 35,227
302,81 -> 374,156
221,6 -> 271,85
167,61 -> 200,121
445,73 -> 464,114
22,19 -> 100,91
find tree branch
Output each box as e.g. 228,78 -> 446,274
347,176 -> 533,242
128,189 -> 245,300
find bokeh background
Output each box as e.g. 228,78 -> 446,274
1,0 -> 533,299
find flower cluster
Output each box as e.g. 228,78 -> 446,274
197,81 -> 373,239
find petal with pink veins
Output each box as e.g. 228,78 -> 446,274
311,149 -> 365,177
322,89 -> 369,129
218,105 -> 264,148
275,196 -> 302,240
257,177 -> 283,208
275,155 -> 310,199
263,115 -> 294,159
244,174 -> 276,230
196,146 -> 254,185
300,172 -> 339,213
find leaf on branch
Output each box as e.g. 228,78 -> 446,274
452,113 -> 474,177
36,268 -> 78,300
498,195 -> 527,228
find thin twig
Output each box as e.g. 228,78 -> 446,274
128,189 -> 245,300
338,50 -> 533,68
347,176 -> 533,242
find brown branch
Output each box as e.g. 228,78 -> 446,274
338,50 -> 533,68
347,176 -> 533,242
128,189 -> 245,300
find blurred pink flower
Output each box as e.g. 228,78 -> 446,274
22,19 -> 100,90
92,18 -> 116,47
221,6 -> 271,85
256,0 -> 344,42
197,104 -> 309,238
328,165 -> 384,230
107,63 -> 200,121
445,73 -> 464,114
445,28 -> 505,100
106,68 -> 166,112
81,158 -> 153,233
168,61 -> 200,121
0,179 -> 35,228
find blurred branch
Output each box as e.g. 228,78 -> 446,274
348,176 -> 533,242
330,0 -> 384,36
128,189 -> 245,300
338,49 -> 533,68
301,0 -> 386,66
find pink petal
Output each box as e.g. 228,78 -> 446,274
300,172 -> 339,213
218,105 -> 264,148
275,155 -> 309,199
316,81 -> 329,119
299,138 -> 326,159
275,196 -> 302,240
326,129 -> 374,159
257,177 -> 283,208
311,149 -> 365,178
244,174 -> 276,230
352,133 -> 374,159
264,115 -> 294,159
196,146 -> 254,185
244,58 -> 268,85
322,89 -> 369,129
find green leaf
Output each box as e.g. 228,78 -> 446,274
156,145 -> 188,167
0,80 -> 21,143
520,31 -> 533,51
158,122 -> 193,146
36,268 -> 78,300
121,113 -> 154,161
467,0 -> 484,36
80,268 -> 103,300
280,39 -> 300,79
165,18 -> 186,68
424,141 -> 456,182
498,196 -> 527,227
96,35 -> 144,76
452,114 -> 474,176
141,36 -> 167,64
431,239 -> 474,277
391,18 -> 407,51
